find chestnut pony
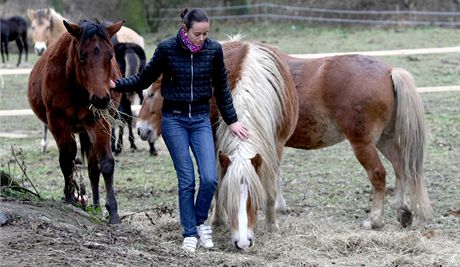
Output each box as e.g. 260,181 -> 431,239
278,52 -> 433,230
136,39 -> 299,250
214,40 -> 299,250
28,20 -> 124,224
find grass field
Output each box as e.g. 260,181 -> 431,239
1,25 -> 459,266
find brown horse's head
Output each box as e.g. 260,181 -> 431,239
136,80 -> 163,143
64,19 -> 124,109
218,151 -> 263,251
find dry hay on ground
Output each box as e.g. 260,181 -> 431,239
1,197 -> 459,266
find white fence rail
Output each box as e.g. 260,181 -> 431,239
151,2 -> 460,27
2,46 -> 460,117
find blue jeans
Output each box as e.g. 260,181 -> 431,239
161,112 -> 218,237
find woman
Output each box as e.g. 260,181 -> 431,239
111,8 -> 248,252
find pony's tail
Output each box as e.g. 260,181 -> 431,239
391,67 -> 434,220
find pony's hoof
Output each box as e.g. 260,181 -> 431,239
397,207 -> 413,228
266,222 -> 279,232
361,219 -> 384,230
109,214 -> 121,224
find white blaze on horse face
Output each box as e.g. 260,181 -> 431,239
232,183 -> 253,251
136,120 -> 157,143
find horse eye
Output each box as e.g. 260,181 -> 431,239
79,53 -> 87,62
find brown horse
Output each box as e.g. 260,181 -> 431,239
278,52 -> 433,230
27,19 -> 124,224
27,7 -> 146,153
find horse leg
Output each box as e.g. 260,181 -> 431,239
21,32 -> 28,62
54,133 -> 78,204
3,41 -> 9,62
87,144 -> 101,210
86,125 -> 120,224
0,41 -> 5,63
42,124 -> 48,153
351,142 -> 386,229
377,139 -> 413,227
15,38 -> 23,66
265,189 -> 279,232
148,141 -> 158,156
110,127 -> 116,152
275,175 -> 287,213
115,125 -> 124,154
126,113 -> 137,150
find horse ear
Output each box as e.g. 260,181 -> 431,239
27,9 -> 35,20
250,154 -> 262,173
63,20 -> 81,38
106,20 -> 125,38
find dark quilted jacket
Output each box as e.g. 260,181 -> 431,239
114,31 -> 238,125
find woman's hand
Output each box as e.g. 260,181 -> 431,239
229,121 -> 248,140
109,79 -> 116,89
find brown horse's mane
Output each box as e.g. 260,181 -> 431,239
77,20 -> 111,43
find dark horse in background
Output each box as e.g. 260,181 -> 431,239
0,16 -> 28,66
111,42 -> 146,155
28,19 -> 124,224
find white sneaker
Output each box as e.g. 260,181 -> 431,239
182,237 -> 197,252
197,224 -> 214,248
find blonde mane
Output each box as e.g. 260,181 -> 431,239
216,42 -> 289,221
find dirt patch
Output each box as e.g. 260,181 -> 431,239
1,196 -> 459,266
0,198 -> 197,266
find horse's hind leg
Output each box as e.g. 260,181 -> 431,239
377,140 -> 413,227
42,124 -> 48,153
21,32 -> 28,62
0,42 -> 5,63
15,38 -> 23,66
265,190 -> 279,232
126,113 -> 137,150
351,142 -> 386,229
116,125 -> 124,154
275,175 -> 286,213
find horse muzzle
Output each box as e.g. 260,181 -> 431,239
90,93 -> 111,109
234,238 -> 254,252
34,42 -> 47,56
136,121 -> 158,143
